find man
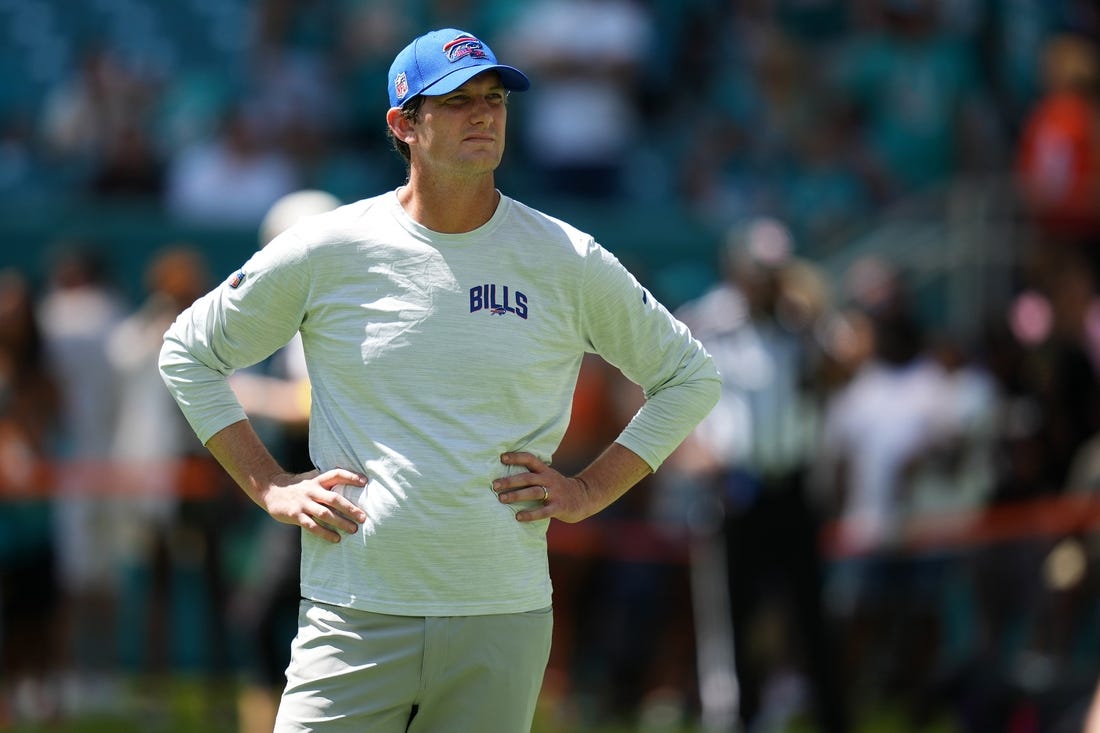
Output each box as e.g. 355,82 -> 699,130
159,28 -> 720,733
676,219 -> 847,733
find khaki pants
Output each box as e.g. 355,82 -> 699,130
274,600 -> 553,732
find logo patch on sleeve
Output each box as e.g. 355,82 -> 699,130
228,270 -> 246,289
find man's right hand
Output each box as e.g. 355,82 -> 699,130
204,419 -> 369,544
261,468 -> 369,543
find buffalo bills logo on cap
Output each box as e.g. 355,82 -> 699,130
387,28 -> 530,109
442,35 -> 488,63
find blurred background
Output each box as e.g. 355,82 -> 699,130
1,0 -> 1100,731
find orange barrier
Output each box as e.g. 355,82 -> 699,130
548,518 -> 691,565
819,492 -> 1100,559
6,458 -> 1100,563
549,493 -> 1100,563
0,456 -> 226,500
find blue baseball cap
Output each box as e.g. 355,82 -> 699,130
388,28 -> 530,109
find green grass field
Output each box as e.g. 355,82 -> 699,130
1,675 -> 962,733
3,713 -> 958,733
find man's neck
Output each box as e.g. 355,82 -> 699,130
398,172 -> 500,234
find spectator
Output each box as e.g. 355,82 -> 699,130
682,24 -> 823,228
330,2 -> 413,166
818,268 -> 971,723
39,45 -> 155,184
88,124 -> 165,200
956,283 -> 1100,730
0,268 -> 62,725
0,114 -> 36,195
779,100 -> 873,257
501,0 -> 654,199
253,0 -> 343,132
106,246 -> 232,707
1015,32 -> 1100,285
827,0 -> 1000,201
36,243 -> 127,715
676,218 -> 847,733
165,105 -> 299,227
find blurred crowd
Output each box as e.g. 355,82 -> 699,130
2,0 -> 1100,732
0,0 -> 1088,247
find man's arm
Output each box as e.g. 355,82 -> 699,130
493,442 -> 651,523
206,418 -> 367,543
1086,677 -> 1100,733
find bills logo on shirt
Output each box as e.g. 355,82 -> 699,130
470,284 -> 527,319
228,270 -> 246,289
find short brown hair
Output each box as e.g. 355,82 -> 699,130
388,96 -> 425,164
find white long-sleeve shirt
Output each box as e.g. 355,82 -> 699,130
160,190 -> 720,616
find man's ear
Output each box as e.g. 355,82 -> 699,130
386,107 -> 416,145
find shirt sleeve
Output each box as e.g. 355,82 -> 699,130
159,233 -> 311,444
578,242 -> 721,470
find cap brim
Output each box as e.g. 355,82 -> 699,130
419,64 -> 530,98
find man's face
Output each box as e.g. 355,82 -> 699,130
411,71 -> 508,177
